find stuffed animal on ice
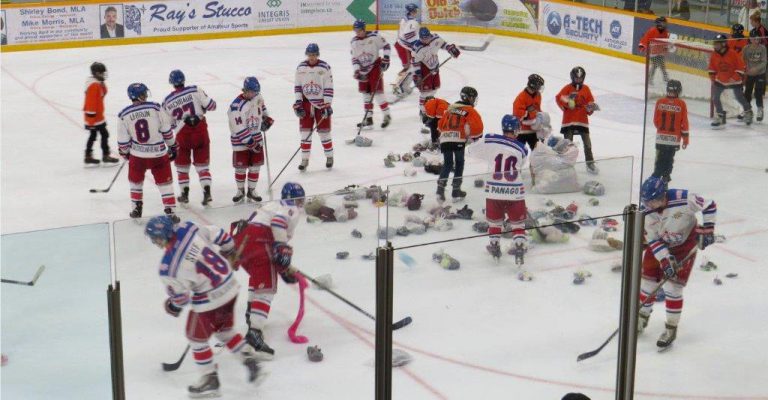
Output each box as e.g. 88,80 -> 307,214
530,121 -> 580,194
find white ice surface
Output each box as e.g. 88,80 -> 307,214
2,31 -> 767,400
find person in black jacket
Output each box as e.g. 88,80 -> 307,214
100,6 -> 124,39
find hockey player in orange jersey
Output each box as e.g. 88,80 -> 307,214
708,34 -> 753,127
512,74 -> 544,151
83,62 -> 119,166
436,87 -> 483,202
423,96 -> 449,146
638,17 -> 671,84
555,66 -> 600,175
652,80 -> 689,183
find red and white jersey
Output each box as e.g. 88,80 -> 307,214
467,134 -> 529,201
246,200 -> 302,243
643,189 -> 716,262
161,85 -> 216,131
351,31 -> 391,75
160,221 -> 238,313
411,35 -> 447,73
397,17 -> 420,49
117,101 -> 175,158
294,60 -> 334,109
227,94 -> 268,151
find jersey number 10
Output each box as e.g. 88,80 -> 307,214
493,154 -> 519,182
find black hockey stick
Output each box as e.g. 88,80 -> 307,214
458,34 -> 495,51
577,247 -> 697,362
162,343 -> 228,372
269,117 -> 327,189
295,268 -> 413,330
1,265 -> 46,286
89,159 -> 127,193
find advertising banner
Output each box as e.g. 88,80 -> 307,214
422,0 -> 537,33
378,0 -> 413,25
539,1 -> 634,54
2,5 -> 100,45
297,0 -> 359,27
119,0 -> 263,37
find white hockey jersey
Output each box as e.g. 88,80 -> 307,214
397,17 -> 420,49
160,221 -> 238,313
467,134 -> 529,201
246,200 -> 302,243
351,32 -> 391,75
117,102 -> 176,158
227,94 -> 268,151
411,35 -> 448,73
161,85 -> 216,131
643,189 -> 717,261
294,60 -> 334,109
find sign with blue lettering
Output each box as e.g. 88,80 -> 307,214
539,1 -> 633,54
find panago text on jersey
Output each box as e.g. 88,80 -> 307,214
294,60 -> 334,109
653,97 -> 690,147
227,94 -> 267,151
161,221 -> 239,313
117,102 -> 175,158
245,200 -> 302,243
351,32 -> 391,75
411,35 -> 447,72
162,85 -> 216,129
468,134 -> 529,201
397,17 -> 419,49
643,189 -> 716,262
437,102 -> 484,144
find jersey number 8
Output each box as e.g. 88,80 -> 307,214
135,119 -> 150,143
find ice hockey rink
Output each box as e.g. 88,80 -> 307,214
2,30 -> 767,399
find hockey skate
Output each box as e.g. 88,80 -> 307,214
188,371 -> 220,398
298,159 -> 309,171
201,186 -> 212,207
657,323 -> 677,351
357,116 -> 373,130
381,114 -> 392,129
451,187 -> 466,202
743,109 -> 754,126
757,107 -> 764,122
509,242 -> 526,266
246,189 -> 262,203
638,311 -> 650,333
245,328 -> 275,361
84,151 -> 101,167
486,242 -> 501,262
232,189 -> 245,203
436,184 -> 446,203
711,112 -> 726,129
164,208 -> 180,224
129,201 -> 142,219
177,187 -> 190,205
102,153 -> 119,165
326,156 -> 334,169
239,348 -> 262,383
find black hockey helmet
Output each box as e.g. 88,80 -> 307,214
460,86 -> 478,106
731,23 -> 745,37
666,79 -> 682,97
655,16 -> 667,29
570,66 -> 586,84
713,33 -> 728,51
527,74 -> 544,92
90,62 -> 107,80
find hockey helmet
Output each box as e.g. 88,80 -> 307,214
127,83 -> 149,101
749,28 -> 762,42
90,62 -> 107,80
460,86 -> 478,106
145,216 -> 176,246
501,114 -> 521,134
282,182 -> 306,206
666,79 -> 682,97
419,27 -> 432,40
353,19 -> 366,31
731,23 -> 745,37
242,76 -> 260,94
405,3 -> 419,15
305,43 -> 320,56
640,176 -> 667,204
655,16 -> 667,29
527,74 -> 545,92
713,33 -> 728,51
570,66 -> 586,84
169,69 -> 185,87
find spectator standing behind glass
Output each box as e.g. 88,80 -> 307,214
739,0 -> 761,30
730,24 -> 749,53
742,30 -> 766,122
100,6 -> 124,39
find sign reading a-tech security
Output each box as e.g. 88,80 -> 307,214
539,1 -> 634,54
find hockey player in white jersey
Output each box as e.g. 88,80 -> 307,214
294,43 -> 334,171
351,19 -> 392,129
393,3 -> 420,98
227,77 -> 273,203
638,176 -> 717,350
144,216 -> 261,398
468,115 -> 530,266
117,83 -> 179,221
162,69 -> 216,207
229,182 -> 305,359
411,27 -> 460,116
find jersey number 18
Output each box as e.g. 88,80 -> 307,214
195,247 -> 229,286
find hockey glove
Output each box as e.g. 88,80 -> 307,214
272,242 -> 293,267
168,144 -> 179,161
586,102 -> 600,113
183,115 -> 201,127
260,116 -> 274,132
381,56 -> 390,72
353,70 -> 366,81
446,44 -> 460,58
164,298 -> 182,317
320,105 -> 333,119
413,72 -> 423,88
119,148 -> 130,160
280,269 -> 298,284
696,223 -> 715,250
293,101 -> 306,118
660,256 -> 679,279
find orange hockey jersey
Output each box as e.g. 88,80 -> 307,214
512,89 -> 541,134
438,102 -> 484,144
653,97 -> 689,147
730,38 -> 748,53
638,27 -> 671,56
708,48 -> 746,85
83,77 -> 107,128
555,83 -> 595,129
424,97 -> 449,119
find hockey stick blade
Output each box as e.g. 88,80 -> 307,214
89,159 -> 127,193
1,265 -> 46,286
458,34 -> 494,51
392,316 -> 413,330
162,345 -> 190,371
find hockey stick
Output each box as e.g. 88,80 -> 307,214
576,247 -> 698,362
162,343 -> 228,372
263,133 -> 274,201
89,159 -> 127,193
346,69 -> 386,145
269,117 -> 327,189
1,265 -> 46,286
458,34 -> 494,51
295,268 -> 413,330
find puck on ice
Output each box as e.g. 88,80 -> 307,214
307,345 -> 323,362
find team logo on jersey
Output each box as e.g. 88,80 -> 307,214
303,81 -> 322,96
358,52 -> 375,65
547,11 -> 562,35
610,20 -> 622,39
